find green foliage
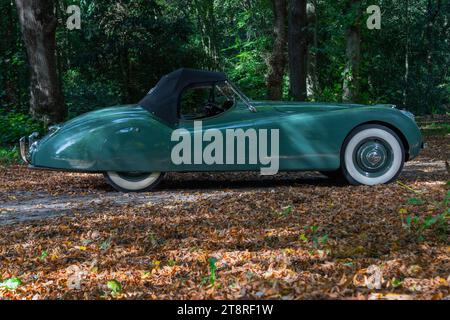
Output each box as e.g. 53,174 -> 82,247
100,238 -> 112,251
0,146 -> 21,165
208,257 -> 218,286
167,258 -> 176,267
421,122 -> 450,136
300,225 -> 330,250
1,0 -> 449,122
403,212 -> 448,241
220,2 -> 273,100
277,205 -> 293,216
407,198 -> 424,205
40,250 -> 49,261
400,191 -> 449,240
0,110 -> 44,147
308,0 -> 450,113
64,70 -> 123,118
0,277 -> 22,290
107,279 -> 122,294
391,277 -> 403,288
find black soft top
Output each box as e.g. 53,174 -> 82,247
139,68 -> 227,125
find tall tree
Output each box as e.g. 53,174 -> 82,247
15,0 -> 66,124
192,0 -> 219,69
403,0 -> 410,107
2,0 -> 17,106
307,1 -> 318,97
288,0 -> 308,101
424,0 -> 442,113
266,0 -> 288,100
342,0 -> 361,103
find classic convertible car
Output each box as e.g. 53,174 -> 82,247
20,68 -> 423,192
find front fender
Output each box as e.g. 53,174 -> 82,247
343,107 -> 423,161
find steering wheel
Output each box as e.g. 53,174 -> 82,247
203,102 -> 224,116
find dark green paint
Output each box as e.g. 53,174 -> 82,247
29,101 -> 423,173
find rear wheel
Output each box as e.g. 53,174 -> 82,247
104,171 -> 164,192
341,125 -> 405,186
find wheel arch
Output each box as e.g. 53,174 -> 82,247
343,121 -> 410,161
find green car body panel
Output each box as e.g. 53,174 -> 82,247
29,101 -> 422,173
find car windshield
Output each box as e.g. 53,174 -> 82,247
225,80 -> 256,112
179,82 -> 236,120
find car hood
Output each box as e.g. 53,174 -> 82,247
251,101 -> 396,113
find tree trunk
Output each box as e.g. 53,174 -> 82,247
424,0 -> 441,113
15,0 -> 66,124
288,0 -> 308,101
266,0 -> 287,100
342,0 -> 361,102
193,0 -> 219,69
307,1 -> 318,97
3,1 -> 17,106
403,0 -> 410,107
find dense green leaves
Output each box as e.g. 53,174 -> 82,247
107,279 -> 122,294
0,277 -> 22,290
0,0 -> 448,135
0,110 -> 44,146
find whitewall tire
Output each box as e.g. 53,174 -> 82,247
104,172 -> 163,192
342,125 -> 405,186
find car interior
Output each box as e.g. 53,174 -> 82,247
179,82 -> 236,120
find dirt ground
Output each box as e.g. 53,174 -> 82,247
0,134 -> 448,299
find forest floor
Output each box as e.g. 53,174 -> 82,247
0,131 -> 448,299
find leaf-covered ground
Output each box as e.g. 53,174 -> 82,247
0,134 -> 448,300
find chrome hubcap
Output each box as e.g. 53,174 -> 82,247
366,150 -> 383,166
354,139 -> 393,177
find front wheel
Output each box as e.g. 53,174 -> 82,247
104,172 -> 164,192
342,125 -> 405,186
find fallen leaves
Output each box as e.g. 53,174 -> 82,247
0,135 -> 448,300
368,293 -> 414,300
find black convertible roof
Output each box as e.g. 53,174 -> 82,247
138,68 -> 227,125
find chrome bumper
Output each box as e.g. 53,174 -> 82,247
19,136 -> 29,164
19,132 -> 39,164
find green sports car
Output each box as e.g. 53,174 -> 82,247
20,68 -> 424,192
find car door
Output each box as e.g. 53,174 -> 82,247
169,83 -> 263,172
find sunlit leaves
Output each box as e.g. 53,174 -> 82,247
208,257 -> 218,286
0,278 -> 22,290
407,198 -> 424,205
39,250 -> 48,261
107,280 -> 122,295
